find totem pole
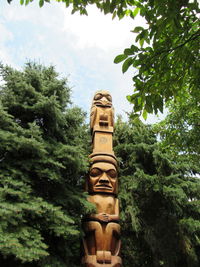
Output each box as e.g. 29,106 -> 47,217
82,90 -> 122,267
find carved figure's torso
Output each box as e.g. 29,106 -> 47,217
90,105 -> 114,132
88,194 -> 118,215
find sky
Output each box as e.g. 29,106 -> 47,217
0,0 -> 166,123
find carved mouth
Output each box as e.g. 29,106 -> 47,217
94,101 -> 112,107
95,184 -> 112,189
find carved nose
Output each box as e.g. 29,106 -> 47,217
101,97 -> 109,104
99,173 -> 109,183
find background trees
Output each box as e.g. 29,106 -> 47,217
114,118 -> 200,267
154,87 -> 200,175
0,61 -> 200,266
0,62 -> 92,267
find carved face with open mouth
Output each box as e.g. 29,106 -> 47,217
92,90 -> 112,107
88,162 -> 118,194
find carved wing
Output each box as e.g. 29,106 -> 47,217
90,105 -> 97,132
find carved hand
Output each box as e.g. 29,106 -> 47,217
97,213 -> 110,222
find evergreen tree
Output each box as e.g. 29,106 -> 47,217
114,118 -> 200,267
154,88 -> 200,176
0,62 -> 92,267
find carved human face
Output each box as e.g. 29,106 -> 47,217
88,162 -> 118,194
93,91 -> 112,107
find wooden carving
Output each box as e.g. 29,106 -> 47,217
90,90 -> 115,155
90,90 -> 114,133
82,90 -> 122,267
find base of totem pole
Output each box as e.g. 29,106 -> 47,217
82,255 -> 122,267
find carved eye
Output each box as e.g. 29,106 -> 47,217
94,93 -> 102,100
107,169 -> 117,178
106,95 -> 112,102
90,168 -> 102,177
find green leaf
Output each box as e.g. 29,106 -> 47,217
39,0 -> 44,7
20,0 -> 24,4
139,38 -> 144,47
135,34 -> 140,43
145,97 -> 153,113
112,10 -> 117,20
122,58 -> 133,73
114,54 -> 127,64
132,26 -> 144,33
124,48 -> 133,56
71,8 -> 76,14
103,0 -> 111,14
126,95 -> 132,102
64,0 -> 70,7
142,109 -> 148,120
154,95 -> 163,114
132,7 -> 140,17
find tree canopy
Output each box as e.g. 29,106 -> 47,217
0,62 -> 93,266
6,0 -> 200,118
114,118 -> 200,267
154,86 -> 200,177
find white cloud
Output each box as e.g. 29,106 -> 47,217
0,23 -> 13,42
62,6 -> 135,51
0,1 -> 164,123
0,22 -> 15,65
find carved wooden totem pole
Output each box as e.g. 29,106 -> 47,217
82,90 -> 122,267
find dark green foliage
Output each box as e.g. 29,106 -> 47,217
114,118 -> 200,267
0,62 -> 92,266
154,89 -> 200,176
113,0 -> 200,116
